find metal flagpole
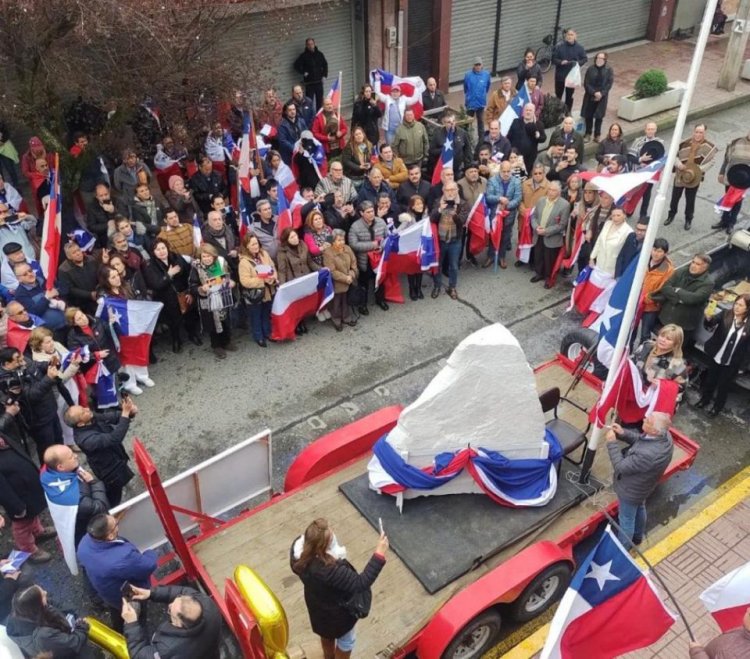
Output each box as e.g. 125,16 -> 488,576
579,0 -> 720,482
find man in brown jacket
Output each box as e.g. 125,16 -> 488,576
158,208 -> 196,259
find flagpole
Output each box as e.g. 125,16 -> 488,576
337,70 -> 342,119
579,0 -> 720,483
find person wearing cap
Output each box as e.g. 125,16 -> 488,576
457,161 -> 487,267
463,57 -> 491,143
58,242 -> 100,316
373,72 -> 422,146
0,242 -> 42,294
713,129 -> 750,234
665,124 -> 717,231
552,29 -> 588,113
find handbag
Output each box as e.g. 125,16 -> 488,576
241,286 -> 265,305
176,291 -> 191,315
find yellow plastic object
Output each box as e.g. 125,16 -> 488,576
85,616 -> 130,658
234,565 -> 289,658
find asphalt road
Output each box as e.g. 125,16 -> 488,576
3,102 -> 749,638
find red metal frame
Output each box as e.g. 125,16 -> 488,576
224,579 -> 267,659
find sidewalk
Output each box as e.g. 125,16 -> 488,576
445,31 -> 750,151
500,466 -> 750,658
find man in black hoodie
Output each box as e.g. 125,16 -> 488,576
123,584 -> 221,659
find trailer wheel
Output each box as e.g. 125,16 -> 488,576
560,328 -> 599,373
441,609 -> 502,659
510,562 -> 572,622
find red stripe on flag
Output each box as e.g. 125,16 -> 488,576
711,603 -> 749,632
118,335 -> 154,367
270,292 -> 325,341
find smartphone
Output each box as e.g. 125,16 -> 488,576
120,581 -> 134,601
378,517 -> 384,535
446,199 -> 455,208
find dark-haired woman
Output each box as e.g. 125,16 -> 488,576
6,584 -> 95,658
696,294 -> 750,417
595,123 -> 628,173
350,84 -> 382,146
582,52 -> 614,143
516,48 -> 543,91
277,227 -> 320,335
291,518 -> 388,659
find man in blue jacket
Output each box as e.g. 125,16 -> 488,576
78,513 -> 157,632
552,29 -> 588,113
485,161 -> 522,269
463,57 -> 491,145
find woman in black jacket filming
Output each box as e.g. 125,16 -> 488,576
6,584 -> 95,658
696,293 -> 750,417
291,518 -> 388,659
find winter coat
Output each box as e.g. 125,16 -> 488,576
703,311 -> 750,370
202,224 -> 239,271
341,142 -> 375,182
595,137 -> 628,166
124,586 -> 221,659
549,128 -> 585,160
392,120 -> 429,167
312,112 -> 348,155
278,117 -> 307,165
508,118 -> 547,170
58,256 -> 100,315
614,234 -> 643,278
287,95 -> 315,128
590,220 -> 633,276
158,223 -> 196,258
641,257 -> 675,314
397,179 -> 431,210
113,162 -> 152,202
7,614 -> 95,658
314,175 -> 358,205
516,61 -> 543,90
429,200 -> 469,242
294,47 -> 328,85
86,199 -> 118,245
486,175 -> 522,216
649,268 -> 713,331
0,432 -> 46,520
374,157 -> 408,189
165,189 -> 201,223
485,88 -> 517,124
77,535 -> 157,608
238,251 -> 276,303
67,316 -> 122,375
374,80 -> 422,132
519,178 -> 549,219
291,548 -> 386,639
14,281 -> 66,330
531,197 -> 570,249
128,197 -> 165,233
143,254 -> 187,326
323,245 -> 358,294
582,64 -> 614,120
463,69 -> 491,110
348,217 -> 388,272
552,40 -> 588,81
422,89 -> 447,113
429,126 -> 473,177
350,99 -> 382,146
356,178 -> 399,213
457,177 -> 487,211
607,428 -> 674,505
247,216 -> 277,263
276,242 -> 319,284
73,411 -> 134,491
688,626 -> 750,658
188,170 -> 226,216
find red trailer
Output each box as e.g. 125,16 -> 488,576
133,355 -> 698,658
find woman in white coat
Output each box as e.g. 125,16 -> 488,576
589,207 -> 633,276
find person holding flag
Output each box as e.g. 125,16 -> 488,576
485,161 -> 521,269
373,70 -> 423,145
508,103 -> 547,174
311,96 -> 347,160
429,112 -> 472,180
605,413 -> 674,546
689,607 -> 750,657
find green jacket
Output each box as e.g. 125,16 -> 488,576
392,120 -> 428,166
650,268 -> 713,331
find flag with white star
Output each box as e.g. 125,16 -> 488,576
96,297 -> 163,367
431,128 -> 454,185
40,467 -> 81,575
541,525 -> 675,659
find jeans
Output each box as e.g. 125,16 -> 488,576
247,301 -> 272,341
617,499 -> 646,546
433,239 -> 461,289
336,626 -> 357,652
385,128 -> 397,145
638,311 -> 659,344
669,185 -> 698,221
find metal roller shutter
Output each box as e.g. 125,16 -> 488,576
407,0 -> 435,82
496,1 -> 559,73
559,0 -> 651,51
449,0 -> 497,84
216,1 -> 356,109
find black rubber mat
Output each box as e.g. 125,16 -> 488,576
339,467 -> 603,594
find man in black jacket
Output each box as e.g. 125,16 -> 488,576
552,28 -> 588,113
294,38 -> 328,110
65,397 -> 137,507
57,242 -> 99,315
429,112 -> 472,179
0,420 -> 55,563
397,164 -> 431,209
122,584 -> 221,659
86,183 -> 118,247
189,157 -> 226,217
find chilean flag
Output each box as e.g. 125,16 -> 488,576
516,208 -> 534,264
96,297 -> 163,367
40,467 -> 81,575
376,219 -> 431,288
291,134 -> 328,183
192,213 -> 202,249
84,360 -> 119,409
419,215 -> 439,270
490,207 -> 508,253
700,561 -> 750,632
569,266 -> 616,327
274,161 -> 300,203
715,186 -> 748,213
432,129 -> 454,185
6,316 -> 42,353
499,83 -> 530,136
257,124 -> 276,158
237,111 -> 253,195
324,73 -> 341,112
270,269 -> 334,341
467,195 -> 489,256
275,183 -> 295,239
40,153 -> 62,291
542,525 -> 675,658
579,158 -> 666,207
369,69 -> 426,119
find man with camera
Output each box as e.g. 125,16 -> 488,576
64,397 -> 138,507
78,513 -> 156,632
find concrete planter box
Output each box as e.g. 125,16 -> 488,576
742,59 -> 750,80
616,83 -> 686,121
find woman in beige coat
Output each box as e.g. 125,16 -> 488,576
322,229 -> 358,331
239,233 -> 277,347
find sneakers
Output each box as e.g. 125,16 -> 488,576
137,377 -> 156,388
123,384 -> 143,396
29,548 -> 53,563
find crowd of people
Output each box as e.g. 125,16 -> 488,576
0,26 -> 748,659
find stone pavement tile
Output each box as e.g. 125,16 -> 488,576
714,548 -> 748,574
662,544 -> 713,579
724,500 -> 750,533
685,526 -> 739,561
705,514 -> 748,548
728,534 -> 750,560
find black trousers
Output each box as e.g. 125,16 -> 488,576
639,184 -> 653,218
584,114 -> 603,138
533,242 -> 561,281
358,267 -> 385,307
669,185 -> 698,221
555,79 -> 575,113
720,185 -> 743,229
306,82 -> 324,111
701,361 -> 738,412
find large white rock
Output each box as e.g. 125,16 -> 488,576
371,323 -> 547,498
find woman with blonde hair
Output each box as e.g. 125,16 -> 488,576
291,518 -> 388,659
632,323 -> 687,387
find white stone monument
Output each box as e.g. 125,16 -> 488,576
368,323 -> 547,498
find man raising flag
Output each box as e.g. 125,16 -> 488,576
40,153 -> 62,290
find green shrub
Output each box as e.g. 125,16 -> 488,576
634,69 -> 668,99
540,94 -> 566,128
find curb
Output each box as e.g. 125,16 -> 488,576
499,465 -> 750,659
